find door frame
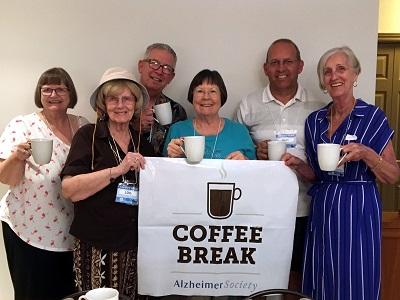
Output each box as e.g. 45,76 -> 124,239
378,33 -> 400,43
377,33 -> 400,211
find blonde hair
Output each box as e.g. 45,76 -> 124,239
95,79 -> 144,118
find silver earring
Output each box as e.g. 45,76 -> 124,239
353,81 -> 358,87
323,89 -> 328,94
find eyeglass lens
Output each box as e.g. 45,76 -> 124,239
146,59 -> 174,75
41,87 -> 68,96
106,95 -> 135,105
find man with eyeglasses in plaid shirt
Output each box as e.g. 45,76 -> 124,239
135,43 -> 187,156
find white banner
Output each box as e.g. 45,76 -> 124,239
138,158 -> 298,296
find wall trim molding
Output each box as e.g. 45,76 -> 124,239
378,33 -> 400,43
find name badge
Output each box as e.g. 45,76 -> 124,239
345,134 -> 357,142
115,182 -> 139,206
274,129 -> 297,148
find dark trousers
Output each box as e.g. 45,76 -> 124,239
2,221 -> 75,300
290,216 -> 308,273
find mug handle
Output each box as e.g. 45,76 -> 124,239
179,146 -> 186,157
78,296 -> 88,300
233,187 -> 242,200
337,152 -> 348,166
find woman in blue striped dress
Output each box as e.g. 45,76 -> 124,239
282,46 -> 399,299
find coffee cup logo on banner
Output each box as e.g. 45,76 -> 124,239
207,182 -> 242,219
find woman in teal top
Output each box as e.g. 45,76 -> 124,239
164,69 -> 255,160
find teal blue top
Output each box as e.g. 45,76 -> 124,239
163,118 -> 256,159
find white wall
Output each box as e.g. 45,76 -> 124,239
1,0 -> 378,128
0,1 -> 379,299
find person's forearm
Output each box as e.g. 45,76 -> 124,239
0,155 -> 26,186
369,155 -> 400,184
363,144 -> 400,185
62,167 -> 120,202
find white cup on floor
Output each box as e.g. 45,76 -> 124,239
78,287 -> 119,300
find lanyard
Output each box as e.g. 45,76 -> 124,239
108,130 -> 138,184
193,118 -> 221,159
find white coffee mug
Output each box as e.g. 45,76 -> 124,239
154,102 -> 173,126
78,287 -> 119,300
267,140 -> 286,161
183,136 -> 205,164
317,143 -> 346,171
30,138 -> 53,165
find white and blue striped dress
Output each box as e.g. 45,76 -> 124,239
302,99 -> 394,300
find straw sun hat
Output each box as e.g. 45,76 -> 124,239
89,67 -> 149,111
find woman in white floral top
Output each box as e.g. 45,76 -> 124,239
0,67 -> 88,300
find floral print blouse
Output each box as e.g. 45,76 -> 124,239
0,112 -> 87,251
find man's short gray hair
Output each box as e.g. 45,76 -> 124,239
144,43 -> 177,64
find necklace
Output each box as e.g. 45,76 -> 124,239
329,98 -> 356,143
40,111 -> 74,144
193,117 -> 222,159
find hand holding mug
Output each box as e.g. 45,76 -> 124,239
267,140 -> 286,161
256,140 -> 269,160
317,143 -> 347,171
140,108 -> 155,132
30,138 -> 53,165
339,142 -> 369,165
132,107 -> 153,133
167,138 -> 185,158
167,136 -> 205,163
14,141 -> 32,161
153,102 -> 172,126
183,136 -> 205,164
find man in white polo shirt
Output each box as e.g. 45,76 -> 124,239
236,38 -> 324,291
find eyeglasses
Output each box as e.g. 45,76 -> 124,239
105,95 -> 136,105
143,59 -> 175,75
41,87 -> 69,96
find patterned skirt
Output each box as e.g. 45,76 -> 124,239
73,238 -> 138,299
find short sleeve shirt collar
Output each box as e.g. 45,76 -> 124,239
263,83 -> 306,108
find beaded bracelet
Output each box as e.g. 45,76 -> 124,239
371,156 -> 383,170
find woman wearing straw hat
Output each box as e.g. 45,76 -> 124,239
61,67 -> 155,299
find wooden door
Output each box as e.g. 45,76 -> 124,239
381,211 -> 400,300
376,34 -> 400,211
